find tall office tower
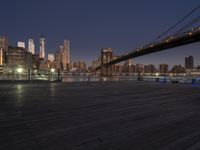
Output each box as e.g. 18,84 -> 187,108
28,39 -> 35,54
185,56 -> 194,69
159,64 -> 169,74
0,36 -> 8,66
62,40 -> 70,70
48,54 -> 55,62
63,40 -> 70,70
18,42 -> 25,48
123,59 -> 133,73
0,49 -> 2,66
39,36 -> 46,59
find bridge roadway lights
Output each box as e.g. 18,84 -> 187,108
95,27 -> 200,71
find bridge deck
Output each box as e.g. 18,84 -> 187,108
1,81 -> 200,150
95,27 -> 200,71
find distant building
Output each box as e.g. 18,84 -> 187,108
39,59 -> 55,71
113,64 -> 124,74
185,56 -> 194,69
0,36 -> 8,66
73,61 -> 87,72
190,69 -> 200,76
62,40 -> 70,70
28,39 -> 35,54
123,59 -> 134,73
18,42 -> 25,48
144,64 -> 156,74
159,64 -> 169,74
136,64 -> 144,73
32,54 -> 40,69
92,58 -> 101,69
171,65 -> 185,73
0,49 -> 2,68
54,40 -> 71,71
6,46 -> 33,70
54,48 -> 62,71
64,40 -> 70,69
48,53 -> 55,62
39,36 -> 46,59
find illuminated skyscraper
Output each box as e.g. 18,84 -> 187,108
63,40 -> 70,70
48,54 -> 55,62
18,42 -> 25,48
59,40 -> 70,70
0,49 -> 2,66
39,36 -> 46,59
0,36 -> 8,66
28,39 -> 35,54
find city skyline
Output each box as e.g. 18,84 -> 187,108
2,35 -> 200,69
1,0 -> 200,66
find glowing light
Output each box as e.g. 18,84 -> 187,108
17,68 -> 23,73
51,68 -> 55,73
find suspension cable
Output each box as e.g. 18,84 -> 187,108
150,3 -> 200,44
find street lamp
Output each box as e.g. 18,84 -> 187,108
155,73 -> 159,82
49,68 -> 55,81
16,67 -> 23,80
51,68 -> 55,73
17,67 -> 23,74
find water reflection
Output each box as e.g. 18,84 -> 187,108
15,84 -> 24,107
50,83 -> 56,97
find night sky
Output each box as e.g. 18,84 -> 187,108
1,0 -> 200,67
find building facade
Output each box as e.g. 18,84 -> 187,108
18,42 -> 25,48
185,56 -> 194,69
28,39 -> 35,54
6,46 -> 33,70
48,54 -> 55,62
144,64 -> 156,74
136,64 -> 144,74
39,36 -> 46,59
123,59 -> 134,73
61,40 -> 70,70
159,64 -> 169,74
0,36 -> 8,66
53,40 -> 71,72
73,61 -> 87,72
171,65 -> 185,73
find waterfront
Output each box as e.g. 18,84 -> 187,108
1,81 -> 200,150
1,73 -> 200,85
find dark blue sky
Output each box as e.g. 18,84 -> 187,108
1,0 -> 200,67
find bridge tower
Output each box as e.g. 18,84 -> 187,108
101,48 -> 113,76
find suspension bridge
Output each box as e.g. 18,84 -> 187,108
94,3 -> 200,76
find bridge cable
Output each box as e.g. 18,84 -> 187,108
173,15 -> 200,35
149,3 -> 200,44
